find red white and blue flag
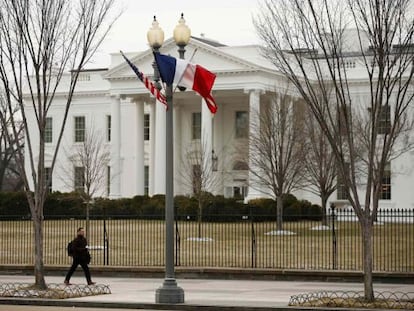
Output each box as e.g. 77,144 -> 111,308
154,53 -> 217,114
120,51 -> 167,107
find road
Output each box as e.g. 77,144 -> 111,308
0,307 -> 166,311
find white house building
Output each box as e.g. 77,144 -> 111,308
24,35 -> 414,210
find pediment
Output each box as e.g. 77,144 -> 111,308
105,37 -> 268,81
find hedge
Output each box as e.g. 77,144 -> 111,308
0,191 -> 323,221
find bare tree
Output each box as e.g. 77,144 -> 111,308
248,90 -> 306,233
0,0 -> 118,288
179,138 -> 220,239
0,93 -> 24,191
255,0 -> 414,300
302,104 -> 337,226
60,127 -> 110,235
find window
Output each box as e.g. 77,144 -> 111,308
74,116 -> 85,142
106,115 -> 111,142
106,166 -> 111,196
192,164 -> 201,194
293,100 -> 307,127
337,105 -> 350,136
74,166 -> 85,192
45,167 -> 52,193
224,186 -> 248,199
233,161 -> 249,171
378,105 -> 391,135
370,57 -> 378,68
45,117 -> 52,143
144,114 -> 150,141
337,163 -> 349,200
380,162 -> 391,200
144,165 -> 149,195
192,112 -> 201,140
235,111 -> 248,138
233,186 -> 248,199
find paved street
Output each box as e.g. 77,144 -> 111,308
0,274 -> 413,310
0,307 -> 157,311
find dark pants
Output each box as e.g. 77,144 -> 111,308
65,257 -> 92,283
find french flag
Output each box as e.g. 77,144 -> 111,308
154,53 -> 217,114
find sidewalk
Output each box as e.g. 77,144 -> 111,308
0,274 -> 413,310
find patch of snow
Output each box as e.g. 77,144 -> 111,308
310,225 -> 331,231
186,237 -> 214,242
265,230 -> 296,236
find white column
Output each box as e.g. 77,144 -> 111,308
245,89 -> 264,202
154,101 -> 166,194
201,99 -> 213,191
149,102 -> 156,196
201,99 -> 213,151
110,95 -> 121,198
135,99 -> 145,195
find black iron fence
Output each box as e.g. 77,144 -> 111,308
0,209 -> 413,272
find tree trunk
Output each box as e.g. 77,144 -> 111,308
321,195 -> 328,226
0,165 -> 6,190
276,195 -> 283,231
32,207 -> 46,289
198,200 -> 202,239
86,202 -> 90,239
362,219 -> 374,301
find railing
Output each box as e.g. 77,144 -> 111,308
0,209 -> 412,272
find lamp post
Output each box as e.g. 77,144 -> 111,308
147,14 -> 190,304
147,16 -> 164,90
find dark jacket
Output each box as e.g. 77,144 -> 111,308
72,234 -> 90,263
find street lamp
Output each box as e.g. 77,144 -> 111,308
173,13 -> 191,58
147,16 -> 164,90
174,13 -> 190,91
147,14 -> 191,304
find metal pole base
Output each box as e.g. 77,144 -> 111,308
155,278 -> 184,304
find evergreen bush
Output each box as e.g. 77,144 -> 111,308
0,191 -> 322,221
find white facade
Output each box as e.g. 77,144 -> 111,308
24,37 -> 414,210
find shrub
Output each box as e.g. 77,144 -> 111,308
0,191 -> 29,217
0,191 -> 322,221
282,193 -> 298,208
141,194 -> 164,217
175,195 -> 197,217
44,192 -> 84,217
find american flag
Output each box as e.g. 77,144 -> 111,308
120,51 -> 167,107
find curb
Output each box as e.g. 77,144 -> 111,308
1,265 -> 413,283
0,297 -> 397,311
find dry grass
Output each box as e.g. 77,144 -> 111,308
0,218 -> 413,270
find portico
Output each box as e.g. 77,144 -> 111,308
103,37 -> 279,200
